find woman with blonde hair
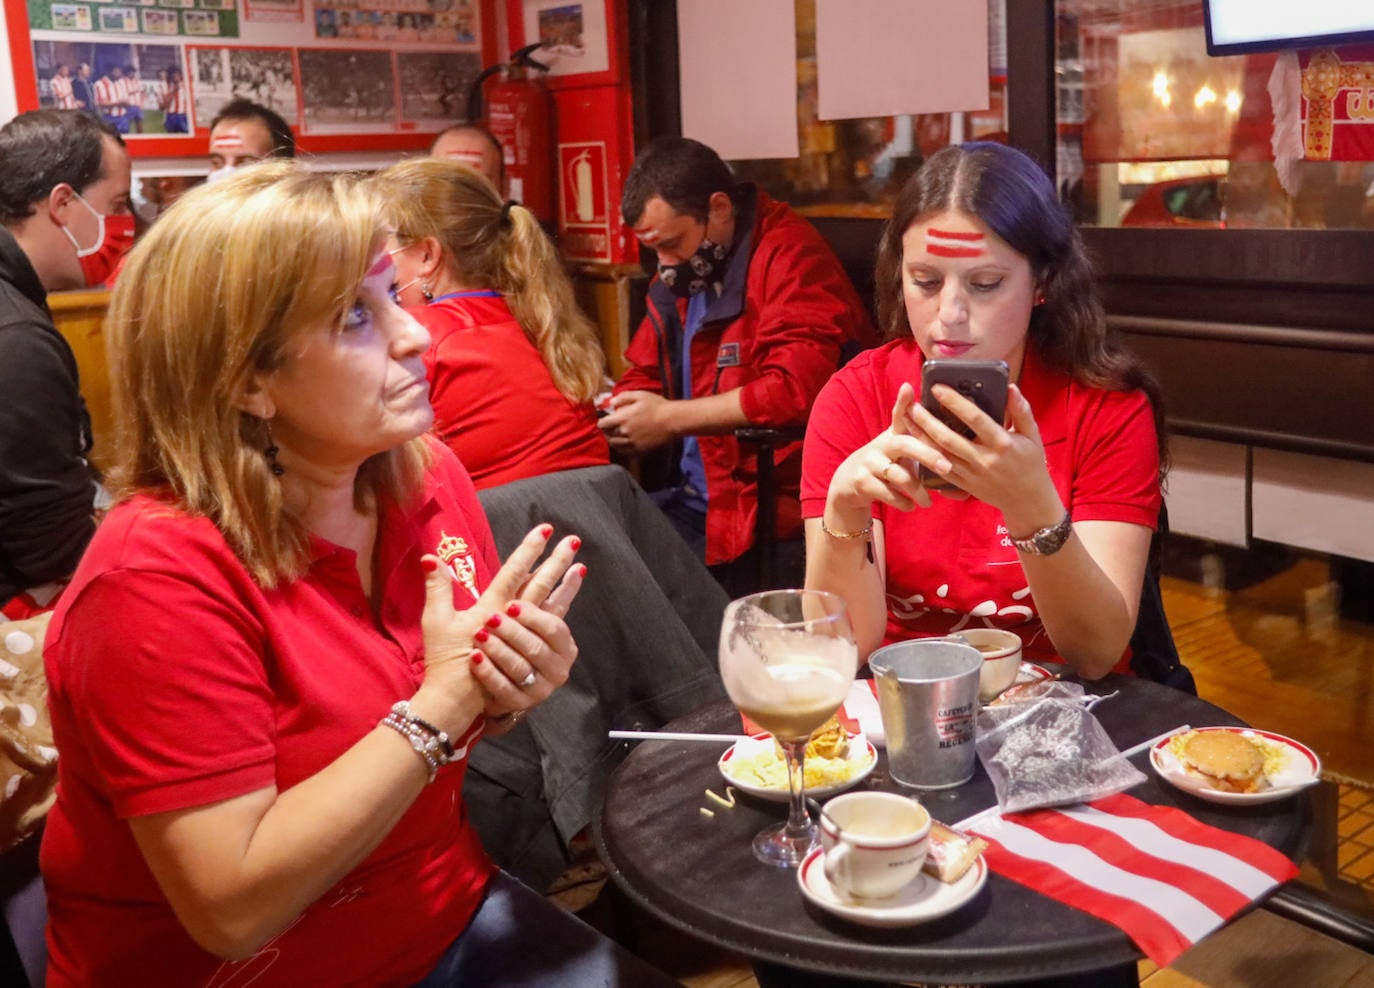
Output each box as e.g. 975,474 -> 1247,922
39,162 -> 676,987
373,158 -> 609,490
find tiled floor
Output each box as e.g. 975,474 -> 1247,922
1338,785 -> 1374,892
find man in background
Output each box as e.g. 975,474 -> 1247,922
0,110 -> 132,617
71,64 -> 95,112
162,68 -> 190,134
431,122 -> 505,194
601,136 -> 877,594
120,65 -> 144,134
92,66 -> 128,134
49,64 -> 78,110
206,98 -> 295,180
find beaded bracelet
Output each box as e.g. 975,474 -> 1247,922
382,700 -> 484,783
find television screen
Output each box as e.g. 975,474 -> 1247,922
1203,0 -> 1374,56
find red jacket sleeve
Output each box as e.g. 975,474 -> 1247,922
615,305 -> 670,397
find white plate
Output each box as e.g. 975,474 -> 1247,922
718,732 -> 877,802
797,846 -> 988,928
1016,662 -> 1054,686
1150,726 -> 1321,805
983,662 -> 1056,705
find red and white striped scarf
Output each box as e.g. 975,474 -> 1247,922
968,792 -> 1298,967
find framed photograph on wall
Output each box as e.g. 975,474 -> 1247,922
506,0 -> 619,88
6,0 -> 500,155
188,46 -> 298,129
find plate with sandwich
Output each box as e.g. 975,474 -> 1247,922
1150,726 -> 1321,805
719,718 -> 877,802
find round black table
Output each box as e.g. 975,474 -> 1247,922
593,673 -> 1311,985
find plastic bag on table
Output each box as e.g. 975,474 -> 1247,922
975,681 -> 1144,814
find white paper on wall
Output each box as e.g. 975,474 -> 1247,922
677,0 -> 798,161
815,0 -> 989,121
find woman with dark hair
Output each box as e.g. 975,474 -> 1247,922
802,142 -> 1166,679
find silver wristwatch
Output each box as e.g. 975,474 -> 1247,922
1011,511 -> 1073,556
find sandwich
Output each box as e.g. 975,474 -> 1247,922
772,715 -> 850,761
1173,730 -> 1268,793
805,716 -> 850,760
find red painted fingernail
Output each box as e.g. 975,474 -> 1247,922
577,563 -> 588,578
485,613 -> 501,629
539,524 -> 553,539
506,602 -> 522,617
474,628 -> 490,643
421,558 -> 438,573
569,537 -> 582,551
471,649 -> 484,664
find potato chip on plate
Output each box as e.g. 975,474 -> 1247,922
718,731 -> 876,802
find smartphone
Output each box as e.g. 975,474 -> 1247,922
918,359 -> 1009,490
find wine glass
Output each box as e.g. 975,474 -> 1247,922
719,589 -> 858,868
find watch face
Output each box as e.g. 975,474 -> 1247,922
1016,515 -> 1072,555
1035,529 -> 1066,553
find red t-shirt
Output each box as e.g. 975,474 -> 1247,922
801,341 -> 1162,668
410,293 -> 609,490
41,444 -> 501,988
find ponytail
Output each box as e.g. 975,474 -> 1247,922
496,204 -> 606,404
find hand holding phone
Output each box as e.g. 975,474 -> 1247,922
917,359 -> 1010,491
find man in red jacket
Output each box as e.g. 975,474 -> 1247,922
601,137 -> 876,595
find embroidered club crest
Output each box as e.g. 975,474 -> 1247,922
436,530 -> 479,601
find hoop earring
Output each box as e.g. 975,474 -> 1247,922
421,281 -> 434,302
264,421 -> 284,477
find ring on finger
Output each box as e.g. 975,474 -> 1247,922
519,670 -> 537,688
880,459 -> 899,485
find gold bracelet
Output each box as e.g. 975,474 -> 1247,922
820,516 -> 873,541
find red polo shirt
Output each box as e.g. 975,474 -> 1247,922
802,341 -> 1162,669
410,293 -> 609,491
42,444 -> 500,987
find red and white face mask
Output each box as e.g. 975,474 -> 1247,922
60,192 -> 135,287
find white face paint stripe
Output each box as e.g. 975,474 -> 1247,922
211,135 -> 246,150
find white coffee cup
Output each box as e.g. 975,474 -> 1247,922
958,628 -> 1023,703
819,791 -> 931,899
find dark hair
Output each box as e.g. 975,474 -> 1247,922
621,136 -> 735,226
0,110 -> 123,225
430,122 -> 505,186
209,99 -> 296,159
875,142 -> 1168,476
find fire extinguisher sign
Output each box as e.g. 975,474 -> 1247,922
558,141 -> 611,262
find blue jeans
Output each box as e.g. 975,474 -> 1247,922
411,871 -> 679,987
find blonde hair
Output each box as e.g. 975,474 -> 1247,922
105,162 -> 430,587
372,158 -> 605,403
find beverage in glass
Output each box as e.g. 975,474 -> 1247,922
719,589 -> 858,867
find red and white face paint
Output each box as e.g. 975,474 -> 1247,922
207,117 -> 275,180
211,133 -> 245,151
925,228 -> 987,258
899,210 -> 1037,374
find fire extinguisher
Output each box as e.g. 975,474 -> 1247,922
469,44 -> 555,226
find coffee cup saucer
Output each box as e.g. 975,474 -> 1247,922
796,847 -> 987,928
